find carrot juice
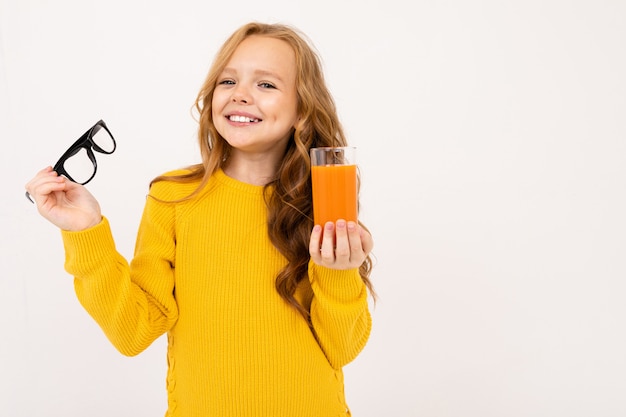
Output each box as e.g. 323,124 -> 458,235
311,164 -> 358,226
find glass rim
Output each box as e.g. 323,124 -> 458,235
310,146 -> 356,150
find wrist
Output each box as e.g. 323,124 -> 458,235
62,215 -> 103,232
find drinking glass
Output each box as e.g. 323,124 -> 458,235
310,146 -> 358,226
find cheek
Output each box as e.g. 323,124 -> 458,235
210,96 -> 219,115
211,97 -> 225,122
211,102 -> 227,135
269,96 -> 298,123
285,96 -> 299,125
211,90 -> 228,112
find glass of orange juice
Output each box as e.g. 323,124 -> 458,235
310,146 -> 358,226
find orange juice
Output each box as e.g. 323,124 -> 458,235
311,164 -> 358,225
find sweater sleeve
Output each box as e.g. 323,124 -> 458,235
62,187 -> 178,357
308,260 -> 372,369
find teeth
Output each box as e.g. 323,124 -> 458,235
229,115 -> 259,123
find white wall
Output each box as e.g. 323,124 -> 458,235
1,1 -> 625,416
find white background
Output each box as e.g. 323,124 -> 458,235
1,1 -> 625,416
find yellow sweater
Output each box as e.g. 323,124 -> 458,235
61,169 -> 372,417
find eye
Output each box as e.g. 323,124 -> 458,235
259,82 -> 276,89
218,79 -> 235,85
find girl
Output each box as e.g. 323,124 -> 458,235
26,22 -> 375,417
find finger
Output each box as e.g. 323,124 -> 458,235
309,224 -> 323,261
60,176 -> 84,193
347,221 -> 364,259
320,222 -> 336,262
35,166 -> 55,176
25,166 -> 55,191
359,225 -> 374,255
334,220 -> 351,260
29,173 -> 65,195
27,173 -> 65,204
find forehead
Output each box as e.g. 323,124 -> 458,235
226,35 -> 296,76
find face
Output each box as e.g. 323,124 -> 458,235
212,35 -> 299,159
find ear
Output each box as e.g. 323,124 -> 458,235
293,116 -> 303,130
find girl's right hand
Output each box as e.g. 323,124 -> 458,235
25,166 -> 103,231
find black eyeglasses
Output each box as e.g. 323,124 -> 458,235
26,120 -> 116,203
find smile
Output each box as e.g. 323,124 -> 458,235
228,115 -> 261,123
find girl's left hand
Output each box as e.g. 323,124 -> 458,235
309,220 -> 374,270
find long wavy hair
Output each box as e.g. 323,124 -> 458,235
152,22 -> 375,319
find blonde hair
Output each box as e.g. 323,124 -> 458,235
152,22 -> 374,318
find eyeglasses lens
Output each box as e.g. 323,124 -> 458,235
62,148 -> 96,184
92,127 -> 116,153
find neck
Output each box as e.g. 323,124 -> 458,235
222,155 -> 278,186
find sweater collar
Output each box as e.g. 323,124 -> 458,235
214,168 -> 268,195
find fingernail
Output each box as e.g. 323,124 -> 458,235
337,220 -> 346,229
313,225 -> 322,233
347,221 -> 356,231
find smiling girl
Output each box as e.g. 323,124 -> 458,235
26,22 -> 375,417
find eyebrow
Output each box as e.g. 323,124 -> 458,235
221,67 -> 285,83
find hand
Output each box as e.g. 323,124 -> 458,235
25,166 -> 102,231
309,220 -> 374,270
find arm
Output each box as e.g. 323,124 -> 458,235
26,167 -> 179,356
308,262 -> 372,369
65,208 -> 178,356
308,220 -> 374,369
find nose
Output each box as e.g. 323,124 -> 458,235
232,84 -> 250,104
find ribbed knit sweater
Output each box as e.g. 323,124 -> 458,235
61,169 -> 372,417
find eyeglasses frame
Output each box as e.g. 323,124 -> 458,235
25,119 -> 116,203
